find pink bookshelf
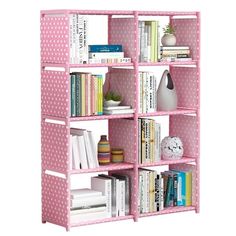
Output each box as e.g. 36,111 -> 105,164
41,10 -> 200,231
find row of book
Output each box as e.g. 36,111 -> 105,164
139,21 -> 160,63
138,71 -> 157,113
139,168 -> 192,213
160,46 -> 192,62
70,73 -> 103,117
70,173 -> 130,223
69,14 -> 88,64
88,44 -> 131,64
138,118 -> 161,164
70,128 -> 99,169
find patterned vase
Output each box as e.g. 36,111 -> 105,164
97,135 -> 111,165
111,148 -> 124,163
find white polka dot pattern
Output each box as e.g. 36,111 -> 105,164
42,122 -> 69,173
109,18 -> 136,61
41,70 -> 69,117
107,69 -> 136,109
109,119 -> 136,164
170,67 -> 198,109
172,19 -> 198,60
169,115 -> 199,158
42,174 -> 69,227
41,15 -> 69,64
169,163 -> 196,207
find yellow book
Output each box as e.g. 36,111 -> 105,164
151,21 -> 156,62
185,171 -> 192,206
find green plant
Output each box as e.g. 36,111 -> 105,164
104,91 -> 122,101
163,23 -> 175,34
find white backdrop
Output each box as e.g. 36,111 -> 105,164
0,0 -> 235,235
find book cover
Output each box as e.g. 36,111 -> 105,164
70,195 -> 106,208
88,45 -> 122,52
71,188 -> 102,199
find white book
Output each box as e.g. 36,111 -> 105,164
71,195 -> 106,208
160,176 -> 164,210
70,210 -> 107,223
72,135 -> 81,169
71,188 -> 102,199
103,105 -> 131,110
118,179 -> 125,216
70,206 -> 106,215
103,109 -> 134,115
87,131 -> 99,168
70,129 -> 94,168
91,177 -> 112,217
89,52 -> 124,59
83,17 -> 89,64
139,72 -> 143,113
154,123 -> 161,162
77,135 -> 88,169
77,15 -> 84,64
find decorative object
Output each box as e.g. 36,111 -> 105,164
111,148 -> 124,163
161,136 -> 184,160
161,23 -> 176,46
157,70 -> 177,111
104,91 -> 122,107
97,135 -> 111,164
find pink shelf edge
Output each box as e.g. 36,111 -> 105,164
70,114 -> 134,121
70,162 -> 134,174
140,206 -> 196,218
70,215 -> 133,227
138,60 -> 197,66
138,157 -> 196,167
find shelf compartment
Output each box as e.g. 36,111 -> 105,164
70,215 -> 133,227
138,61 -> 197,66
70,114 -> 134,121
139,206 -> 195,218
138,108 -> 196,117
138,157 -> 195,167
138,11 -> 198,16
70,162 -> 134,174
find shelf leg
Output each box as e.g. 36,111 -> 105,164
66,226 -> 70,232
42,220 -> 46,224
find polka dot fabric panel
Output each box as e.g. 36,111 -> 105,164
42,174 -> 69,227
169,163 -> 197,207
40,14 -> 69,64
109,119 -> 136,164
109,18 -> 136,61
109,169 -> 137,218
172,19 -> 198,60
42,122 -> 69,173
170,67 -> 198,109
108,68 -> 136,109
169,115 -> 199,158
41,70 -> 69,117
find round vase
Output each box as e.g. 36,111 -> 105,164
111,148 -> 124,163
161,33 -> 176,46
97,135 -> 111,165
157,70 -> 177,111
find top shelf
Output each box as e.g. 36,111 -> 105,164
41,9 -> 198,17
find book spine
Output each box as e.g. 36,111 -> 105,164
85,74 -> 88,115
138,119 -> 141,164
75,74 -> 80,116
156,173 -> 160,211
71,75 -> 76,117
119,180 -> 125,216
173,173 -> 178,206
89,52 -> 124,59
78,15 -> 84,64
157,22 -> 160,60
185,172 -> 192,206
139,72 -> 143,113
142,72 -> 146,113
140,21 -> 145,62
83,17 -> 88,63
89,45 -> 122,52
160,176 -> 164,210
145,171 -> 150,213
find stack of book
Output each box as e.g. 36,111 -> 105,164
138,71 -> 157,113
69,14 -> 88,64
70,128 -> 99,170
70,188 -> 107,223
160,46 -> 192,62
139,21 -> 160,62
92,173 -> 130,217
103,105 -> 134,115
88,45 -> 131,64
139,168 -> 192,213
70,73 -> 103,117
138,118 -> 161,164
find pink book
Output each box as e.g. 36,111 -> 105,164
85,74 -> 88,116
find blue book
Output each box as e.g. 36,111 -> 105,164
170,170 -> 186,206
88,45 -> 122,52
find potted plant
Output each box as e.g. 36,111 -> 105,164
161,23 -> 176,46
104,91 -> 122,107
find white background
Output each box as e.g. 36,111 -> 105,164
0,0 -> 235,235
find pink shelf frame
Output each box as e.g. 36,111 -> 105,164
41,10 -> 200,231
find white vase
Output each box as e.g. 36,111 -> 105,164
157,70 -> 177,111
161,33 -> 176,46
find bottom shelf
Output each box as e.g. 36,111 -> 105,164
140,206 -> 195,218
70,215 -> 133,227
